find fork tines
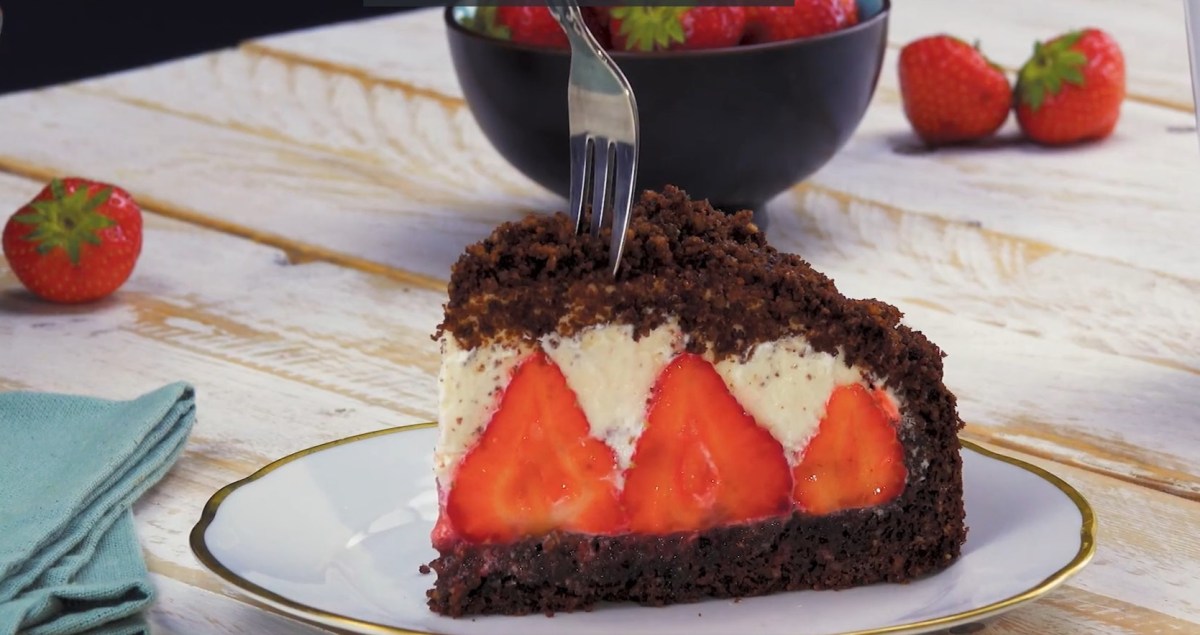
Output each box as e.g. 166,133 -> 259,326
550,0 -> 640,276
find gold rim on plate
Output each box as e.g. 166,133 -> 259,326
189,423 -> 1097,635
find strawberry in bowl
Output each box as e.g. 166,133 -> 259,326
445,1 -> 891,217
606,6 -> 747,51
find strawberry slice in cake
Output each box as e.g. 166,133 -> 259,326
426,186 -> 967,616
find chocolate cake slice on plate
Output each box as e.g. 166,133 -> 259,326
426,186 -> 967,617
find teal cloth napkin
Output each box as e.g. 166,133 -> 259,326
0,383 -> 196,635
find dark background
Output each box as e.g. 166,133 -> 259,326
0,1 -> 413,94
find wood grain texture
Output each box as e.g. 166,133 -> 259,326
148,574 -> 334,635
811,76 -> 1200,282
0,84 -> 548,284
984,586 -> 1200,634
245,12 -> 465,99
1055,477 -> 1200,624
958,437 -> 1200,632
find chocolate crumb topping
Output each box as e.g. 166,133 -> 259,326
437,186 -> 956,419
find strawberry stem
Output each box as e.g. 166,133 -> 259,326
1017,30 -> 1087,111
611,6 -> 688,52
12,178 -> 114,265
471,6 -> 510,40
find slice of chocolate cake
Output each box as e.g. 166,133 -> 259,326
427,186 -> 967,617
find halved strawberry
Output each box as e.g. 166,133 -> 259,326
874,387 -> 900,422
446,352 -> 625,543
793,384 -> 907,515
431,507 -> 456,549
621,353 -> 792,534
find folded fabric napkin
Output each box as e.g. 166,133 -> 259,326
0,383 -> 196,635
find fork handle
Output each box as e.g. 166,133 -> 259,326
1186,0 -> 1200,146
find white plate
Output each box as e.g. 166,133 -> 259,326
191,423 -> 1095,635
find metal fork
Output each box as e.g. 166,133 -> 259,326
1185,0 -> 1200,148
548,0 -> 640,276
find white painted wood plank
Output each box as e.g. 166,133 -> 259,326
147,574 -> 333,635
72,37 -> 544,205
0,85 -> 554,282
913,302 -> 1198,497
988,586 -> 1198,635
814,57 -> 1200,284
989,444 -> 1200,628
252,11 -> 464,99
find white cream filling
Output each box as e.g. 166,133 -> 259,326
435,327 -> 897,487
714,337 -> 865,462
543,323 -> 685,482
435,336 -> 531,483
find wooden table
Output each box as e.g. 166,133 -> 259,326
1,4 -> 1197,633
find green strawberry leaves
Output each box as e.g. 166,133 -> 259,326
13,179 -> 115,265
611,7 -> 688,52
470,6 -> 511,40
1017,31 -> 1088,111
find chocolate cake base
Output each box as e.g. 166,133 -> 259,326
427,509 -> 962,617
427,426 -> 966,617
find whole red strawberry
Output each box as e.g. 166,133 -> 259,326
493,6 -> 568,48
898,35 -> 1012,145
608,6 -> 746,52
840,0 -> 859,25
1015,28 -> 1125,145
2,178 -> 143,303
744,0 -> 856,45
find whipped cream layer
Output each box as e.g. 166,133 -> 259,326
435,323 -> 897,486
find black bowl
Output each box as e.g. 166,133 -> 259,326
445,2 -> 889,214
